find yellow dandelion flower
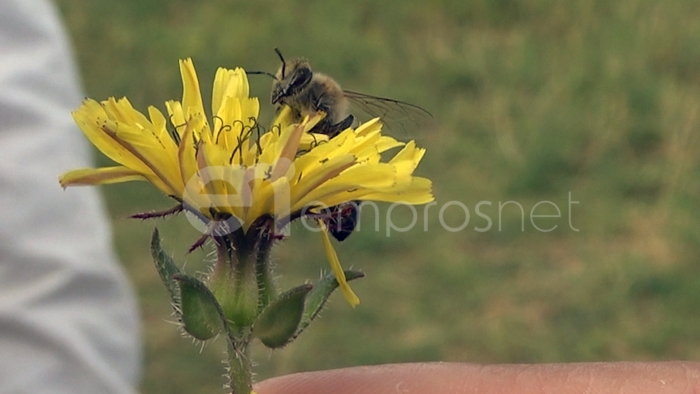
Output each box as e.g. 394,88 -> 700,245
59,58 -> 433,306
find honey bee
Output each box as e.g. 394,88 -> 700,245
249,49 -> 431,241
250,48 -> 432,137
270,51 -> 352,137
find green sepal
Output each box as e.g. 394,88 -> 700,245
295,270 -> 364,338
173,274 -> 226,340
150,228 -> 181,305
209,263 -> 259,328
256,268 -> 277,312
252,284 -> 313,349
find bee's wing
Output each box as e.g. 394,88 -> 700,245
343,90 -> 433,134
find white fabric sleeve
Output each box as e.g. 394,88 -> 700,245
0,0 -> 142,393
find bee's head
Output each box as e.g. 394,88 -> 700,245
271,50 -> 313,105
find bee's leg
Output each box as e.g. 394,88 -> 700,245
318,114 -> 354,138
336,114 -> 354,130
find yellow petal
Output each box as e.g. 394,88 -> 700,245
289,154 -> 356,205
246,176 -> 291,227
376,136 -> 405,153
178,115 -> 200,194
59,167 -> 145,187
72,101 -> 183,196
195,139 -> 246,217
270,105 -> 295,129
390,141 -> 425,175
269,117 -> 317,181
147,106 -> 176,150
319,221 -> 360,307
354,118 -> 383,136
292,163 -> 397,210
72,101 -> 149,173
211,67 -> 231,114
165,100 -> 186,130
360,177 -> 434,204
180,58 -> 205,119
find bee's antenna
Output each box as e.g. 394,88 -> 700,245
274,48 -> 286,77
246,70 -> 277,80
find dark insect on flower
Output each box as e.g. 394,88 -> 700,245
323,201 -> 360,242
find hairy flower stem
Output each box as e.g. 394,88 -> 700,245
226,332 -> 252,394
210,218 -> 278,394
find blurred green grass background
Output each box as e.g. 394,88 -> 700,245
56,0 -> 700,392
